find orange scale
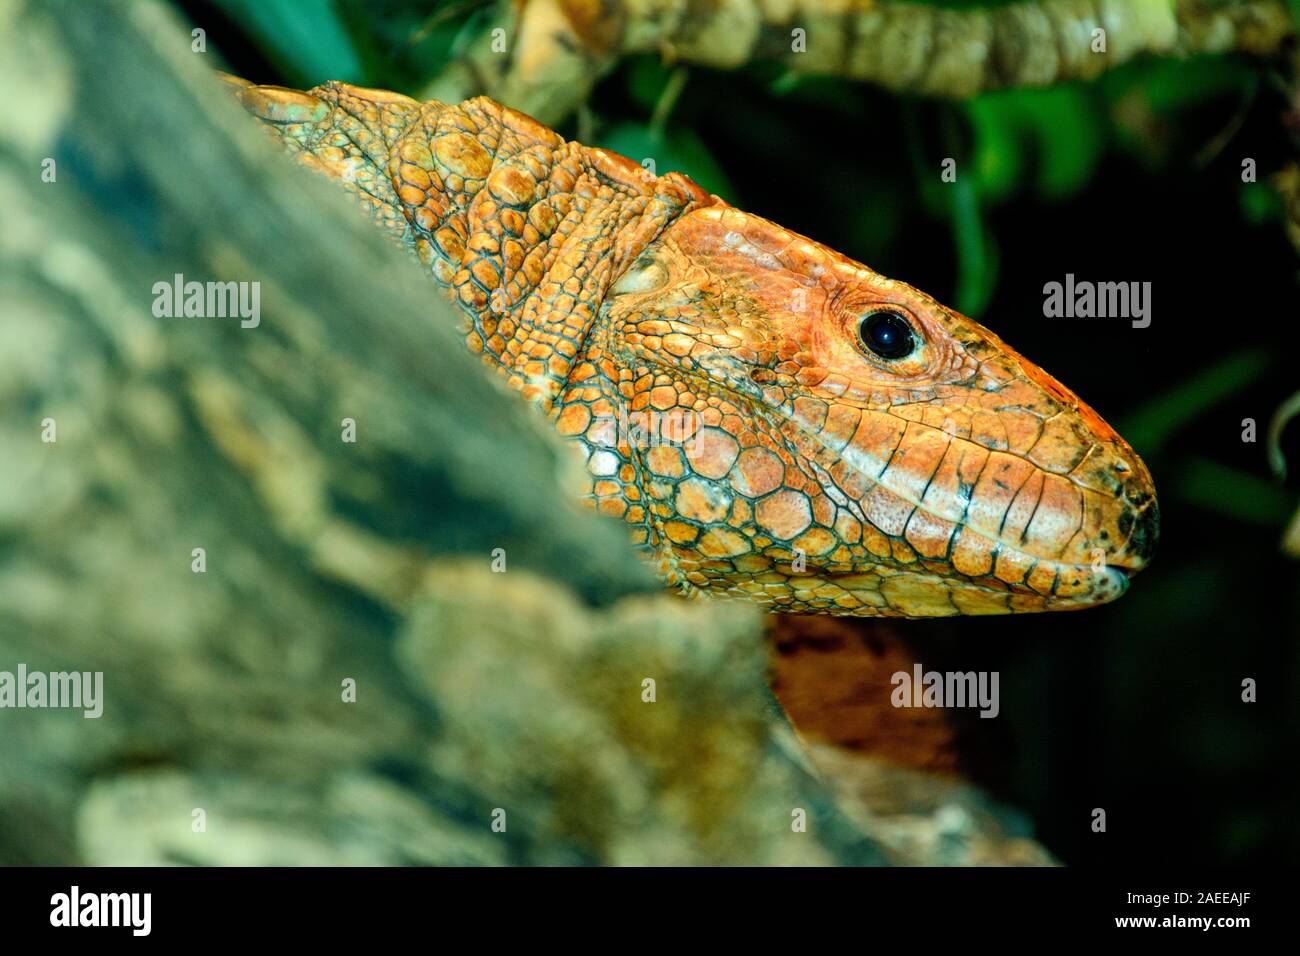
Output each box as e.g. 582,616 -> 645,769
598,498 -> 627,518
889,538 -> 918,564
754,488 -> 813,540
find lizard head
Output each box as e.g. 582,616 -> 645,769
600,205 -> 1158,617
223,77 -> 1156,617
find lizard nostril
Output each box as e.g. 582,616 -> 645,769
1114,498 -> 1160,569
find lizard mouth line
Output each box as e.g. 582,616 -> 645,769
795,424 -> 1148,577
813,547 -> 1130,617
823,541 -> 1132,596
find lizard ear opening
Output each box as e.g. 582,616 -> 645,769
609,258 -> 669,296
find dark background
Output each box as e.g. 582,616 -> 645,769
173,0 -> 1300,865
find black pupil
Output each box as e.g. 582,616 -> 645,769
859,310 -> 914,359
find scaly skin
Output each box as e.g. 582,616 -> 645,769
226,77 -> 1159,618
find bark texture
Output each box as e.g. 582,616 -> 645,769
424,0 -> 1296,126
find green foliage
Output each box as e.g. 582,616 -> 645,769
1116,55 -> 1255,113
949,174 -> 999,317
212,0 -> 362,84
1176,459 -> 1296,526
1101,55 -> 1258,167
1119,350 -> 1272,455
966,86 -> 1105,202
597,122 -> 734,201
1240,182 -> 1285,224
625,56 -> 677,116
911,0 -> 1024,6
601,60 -> 734,199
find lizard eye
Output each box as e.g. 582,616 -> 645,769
858,310 -> 916,360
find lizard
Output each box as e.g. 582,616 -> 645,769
223,77 -> 1159,618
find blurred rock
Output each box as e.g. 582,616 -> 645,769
806,745 -> 1057,867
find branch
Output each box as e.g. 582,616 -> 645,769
423,0 -> 1296,126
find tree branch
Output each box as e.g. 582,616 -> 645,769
423,0 -> 1295,126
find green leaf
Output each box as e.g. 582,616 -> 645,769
965,86 -> 1103,203
967,97 -> 1023,203
847,186 -> 903,267
1118,349 -> 1272,456
1030,89 -> 1103,198
1135,56 -> 1253,113
212,0 -> 362,84
1175,459 -> 1296,526
949,175 -> 998,317
1240,183 -> 1284,224
597,122 -> 734,200
625,56 -> 677,115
